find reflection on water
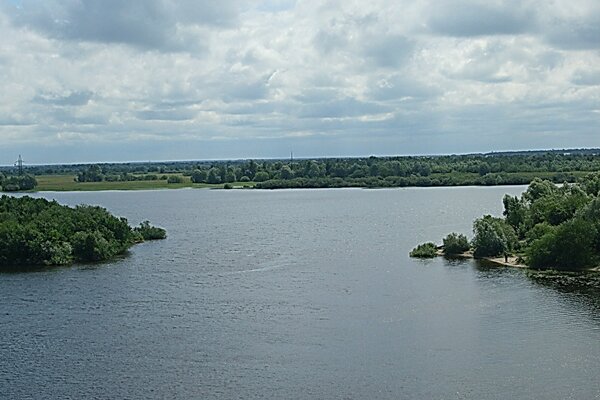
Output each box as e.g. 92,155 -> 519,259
1,187 -> 599,399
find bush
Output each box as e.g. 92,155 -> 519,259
134,221 -> 166,240
409,242 -> 438,258
527,218 -> 597,270
472,215 -> 518,257
71,230 -> 117,262
442,233 -> 470,255
167,175 -> 184,184
190,169 -> 208,183
1,174 -> 38,191
254,171 -> 270,182
223,183 -> 233,189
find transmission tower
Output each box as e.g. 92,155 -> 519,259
14,155 -> 23,175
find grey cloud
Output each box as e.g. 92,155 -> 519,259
220,78 -> 270,102
313,28 -> 348,55
34,90 -> 94,106
296,97 -> 390,119
571,70 -> 600,86
369,75 -> 440,101
362,35 -> 414,68
136,108 -> 198,121
8,0 -> 239,51
427,2 -> 532,37
543,16 -> 600,50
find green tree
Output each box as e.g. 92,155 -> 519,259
224,168 -> 236,183
527,218 -> 597,270
190,169 -> 208,183
472,215 -> 518,257
442,233 -> 470,255
167,175 -> 183,184
410,242 -> 438,258
207,168 -> 222,184
254,171 -> 270,182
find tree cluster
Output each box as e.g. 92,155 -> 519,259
411,174 -> 600,270
0,173 -> 37,192
0,195 -> 165,268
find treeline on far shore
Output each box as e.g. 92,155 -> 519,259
3,150 -> 600,191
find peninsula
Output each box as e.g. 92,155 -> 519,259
411,174 -> 600,271
0,195 -> 166,269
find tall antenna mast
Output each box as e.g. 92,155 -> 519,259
290,150 -> 293,163
15,155 -> 23,175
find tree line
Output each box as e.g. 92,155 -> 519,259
67,152 -> 600,188
0,172 -> 37,191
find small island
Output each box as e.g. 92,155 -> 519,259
0,195 -> 166,269
411,174 -> 600,271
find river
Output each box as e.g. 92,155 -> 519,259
1,187 -> 599,399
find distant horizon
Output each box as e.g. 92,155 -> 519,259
4,146 -> 600,168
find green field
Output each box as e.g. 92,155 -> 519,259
34,174 -> 255,191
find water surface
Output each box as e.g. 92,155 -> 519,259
1,187 -> 599,399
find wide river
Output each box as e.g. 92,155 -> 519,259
1,187 -> 599,399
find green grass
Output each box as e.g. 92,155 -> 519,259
34,174 -> 256,192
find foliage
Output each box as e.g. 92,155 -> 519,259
0,195 -> 165,268
410,242 -> 438,258
1,174 -> 38,191
472,215 -> 518,257
190,169 -> 208,183
442,233 -> 470,255
419,177 -> 600,270
254,171 -> 270,182
134,221 -> 167,240
527,218 -> 597,270
19,150 -> 600,191
167,175 -> 184,184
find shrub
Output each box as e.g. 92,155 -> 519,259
527,218 -> 597,270
190,169 -> 208,183
442,233 -> 470,255
472,215 -> 518,257
254,171 -> 270,182
409,242 -> 438,258
134,221 -> 167,240
167,175 -> 184,184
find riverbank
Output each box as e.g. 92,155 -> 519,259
31,174 -> 255,191
437,249 -> 600,271
438,249 -> 526,268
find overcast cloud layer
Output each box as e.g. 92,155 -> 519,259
0,0 -> 599,163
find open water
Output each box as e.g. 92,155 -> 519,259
1,187 -> 599,399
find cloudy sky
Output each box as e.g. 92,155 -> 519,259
0,0 -> 598,164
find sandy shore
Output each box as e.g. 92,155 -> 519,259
436,249 -> 527,268
436,249 -> 600,271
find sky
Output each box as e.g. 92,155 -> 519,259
0,0 -> 598,164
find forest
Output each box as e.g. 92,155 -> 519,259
2,150 -> 600,191
0,195 -> 165,268
411,173 -> 600,271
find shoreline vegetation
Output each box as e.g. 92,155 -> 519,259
410,177 -> 600,272
0,195 -> 166,269
2,150 -> 600,192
